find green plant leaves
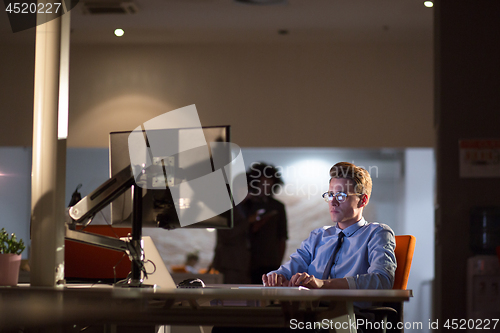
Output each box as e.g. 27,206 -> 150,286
0,228 -> 26,255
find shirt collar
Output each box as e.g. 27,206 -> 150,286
335,217 -> 367,237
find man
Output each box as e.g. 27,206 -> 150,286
212,162 -> 396,333
211,173 -> 252,284
211,163 -> 288,284
247,162 -> 288,284
263,162 -> 396,290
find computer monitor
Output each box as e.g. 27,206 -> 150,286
109,126 -> 233,230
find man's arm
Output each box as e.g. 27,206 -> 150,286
264,228 -> 321,282
288,226 -> 396,290
345,226 -> 397,289
288,272 -> 349,289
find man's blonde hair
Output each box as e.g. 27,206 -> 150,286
329,162 -> 372,200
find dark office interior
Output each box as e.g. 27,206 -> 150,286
0,1 -> 499,332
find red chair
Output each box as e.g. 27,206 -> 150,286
65,225 -> 132,282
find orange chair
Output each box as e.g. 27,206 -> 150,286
393,235 -> 416,290
198,267 -> 220,274
170,265 -> 189,273
360,235 -> 416,333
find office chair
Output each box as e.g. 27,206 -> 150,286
392,235 -> 416,290
65,225 -> 132,282
170,265 -> 189,273
359,235 -> 416,333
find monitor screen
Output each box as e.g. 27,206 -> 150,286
109,126 -> 233,230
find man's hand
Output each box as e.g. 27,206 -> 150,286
288,272 -> 324,289
262,273 -> 289,286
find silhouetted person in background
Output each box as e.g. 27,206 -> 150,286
246,162 -> 288,284
211,173 -> 252,284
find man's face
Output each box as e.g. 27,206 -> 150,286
328,178 -> 365,226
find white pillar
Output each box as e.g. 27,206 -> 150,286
30,4 -> 69,286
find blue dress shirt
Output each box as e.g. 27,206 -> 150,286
269,218 -> 396,289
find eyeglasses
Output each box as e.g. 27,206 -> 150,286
322,191 -> 361,203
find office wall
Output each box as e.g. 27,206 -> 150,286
0,147 -> 32,259
65,148 -> 110,223
403,148 -> 435,333
434,1 -> 500,324
0,42 -> 433,148
0,43 -> 35,147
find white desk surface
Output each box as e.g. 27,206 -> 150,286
0,285 -> 412,331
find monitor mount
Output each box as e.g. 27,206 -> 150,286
66,165 -> 148,287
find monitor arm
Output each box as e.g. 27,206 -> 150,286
65,165 -> 146,286
68,165 -> 135,224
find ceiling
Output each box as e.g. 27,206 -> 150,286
1,0 -> 433,44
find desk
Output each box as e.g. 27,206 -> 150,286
0,286 -> 412,333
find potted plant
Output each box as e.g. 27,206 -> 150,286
0,228 -> 26,286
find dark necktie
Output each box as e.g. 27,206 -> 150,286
322,231 -> 345,280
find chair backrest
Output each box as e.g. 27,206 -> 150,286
393,235 -> 416,290
65,225 -> 132,280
